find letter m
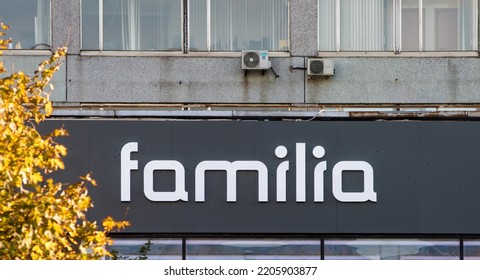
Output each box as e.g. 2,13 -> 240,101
195,161 -> 268,202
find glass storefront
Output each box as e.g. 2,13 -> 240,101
463,240 -> 480,260
325,239 -> 459,260
186,239 -> 320,260
107,239 -> 183,260
108,237 -> 480,260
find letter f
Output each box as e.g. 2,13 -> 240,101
121,142 -> 138,202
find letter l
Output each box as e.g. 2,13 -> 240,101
296,143 -> 306,202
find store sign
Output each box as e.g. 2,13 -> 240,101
120,142 -> 376,203
40,120 -> 480,234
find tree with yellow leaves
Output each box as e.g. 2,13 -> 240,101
0,24 -> 129,259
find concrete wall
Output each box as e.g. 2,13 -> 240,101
5,0 -> 480,105
52,0 -> 81,54
66,55 -> 305,103
0,55 -> 66,102
306,57 -> 480,104
66,55 -> 480,104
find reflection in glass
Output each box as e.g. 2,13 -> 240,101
319,0 -> 477,52
82,0 -> 100,50
401,0 -> 419,51
463,240 -> 480,260
318,0 -> 336,51
0,0 -> 50,49
325,239 -> 459,260
107,239 -> 182,260
189,0 -> 289,51
402,0 -> 477,51
318,0 -> 394,51
422,0 -> 476,51
186,239 -> 320,260
81,0 -> 181,51
102,0 -> 181,51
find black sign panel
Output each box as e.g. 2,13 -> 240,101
40,120 -> 480,234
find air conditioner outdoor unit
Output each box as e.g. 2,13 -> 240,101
307,58 -> 334,76
242,50 -> 271,70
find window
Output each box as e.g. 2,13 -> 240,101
82,0 -> 289,52
189,0 -> 289,51
82,0 -> 182,51
402,0 -> 476,51
107,238 -> 183,260
0,0 -> 50,50
463,240 -> 480,259
319,0 -> 394,51
109,237 -> 480,260
325,239 -> 460,260
186,239 -> 320,260
319,0 -> 477,52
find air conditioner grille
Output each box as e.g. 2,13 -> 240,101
243,52 -> 260,68
309,60 -> 324,74
242,50 -> 270,70
307,58 -> 334,76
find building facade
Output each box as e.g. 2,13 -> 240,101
2,0 -> 480,259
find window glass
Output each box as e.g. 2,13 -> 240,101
189,0 -> 208,51
319,0 -> 393,51
402,0 -> 419,51
107,239 -> 183,260
102,0 -> 126,50
0,0 -> 50,49
463,240 -> 480,259
186,239 -> 320,260
82,0 -> 181,51
325,239 -> 460,260
82,0 -> 99,50
320,0 -> 477,52
318,0 -> 336,51
103,0 -> 181,51
422,0 -> 476,51
190,0 -> 289,51
340,0 -> 393,51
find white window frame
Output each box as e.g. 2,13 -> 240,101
318,0 -> 479,57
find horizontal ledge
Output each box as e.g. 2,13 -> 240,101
50,109 -> 349,118
79,51 -> 291,58
49,108 -> 480,119
1,50 -> 53,56
317,51 -> 479,58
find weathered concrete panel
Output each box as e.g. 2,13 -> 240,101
52,0 -> 81,54
290,0 -> 318,56
66,55 -> 304,104
1,55 -> 67,102
306,58 -> 480,104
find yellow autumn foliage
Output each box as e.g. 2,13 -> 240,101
0,23 -> 129,259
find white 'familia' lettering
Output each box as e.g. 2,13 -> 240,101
120,142 -> 377,203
